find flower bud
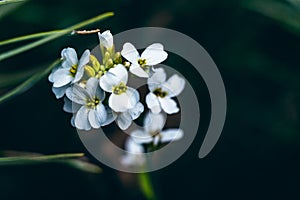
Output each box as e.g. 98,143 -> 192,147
84,65 -> 96,77
90,55 -> 100,72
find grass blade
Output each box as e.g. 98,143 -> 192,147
0,12 -> 114,62
0,0 -> 28,19
0,152 -> 102,173
0,30 -> 65,46
0,59 -> 61,104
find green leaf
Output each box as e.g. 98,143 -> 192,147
0,0 -> 28,19
0,59 -> 61,104
0,152 -> 85,163
0,152 -> 102,173
0,30 -> 65,46
0,68 -> 38,87
0,12 -> 114,62
244,0 -> 300,34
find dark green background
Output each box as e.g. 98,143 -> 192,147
0,0 -> 300,199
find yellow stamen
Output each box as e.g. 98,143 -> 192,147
153,88 -> 168,98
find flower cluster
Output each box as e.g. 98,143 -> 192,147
49,30 -> 185,166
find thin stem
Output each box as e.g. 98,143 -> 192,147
0,152 -> 102,173
0,30 -> 65,46
0,12 -> 114,62
0,153 -> 84,164
138,173 -> 157,200
0,59 -> 61,104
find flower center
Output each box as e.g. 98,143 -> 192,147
69,64 -> 78,77
153,88 -> 168,98
86,97 -> 100,109
138,58 -> 147,66
112,82 -> 127,95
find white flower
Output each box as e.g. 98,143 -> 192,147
49,47 -> 90,98
100,64 -> 139,112
121,137 -> 145,167
98,30 -> 113,49
63,97 -> 81,127
66,77 -> 108,130
146,68 -> 185,114
113,102 -> 144,130
121,43 -> 168,78
131,112 -> 184,146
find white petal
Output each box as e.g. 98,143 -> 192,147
88,104 -> 107,129
109,64 -> 128,84
109,94 -> 127,112
88,109 -> 100,128
145,93 -> 161,114
63,97 -> 73,113
70,115 -> 76,127
109,87 -> 139,112
99,72 -> 120,92
72,67 -> 84,83
160,129 -> 184,143
115,111 -> 132,130
63,97 -> 81,113
129,64 -> 149,78
52,68 -> 73,87
147,68 -> 166,91
120,153 -> 145,167
101,107 -> 115,126
128,102 -> 144,120
141,43 -> 168,65
121,43 -> 140,64
71,49 -> 90,83
78,49 -> 90,68
131,130 -> 153,144
125,137 -> 144,153
85,77 -> 104,100
66,85 -> 88,105
125,87 -> 140,109
52,85 -> 68,99
61,47 -> 78,67
121,138 -> 145,166
163,74 -> 185,97
48,66 -> 60,82
75,106 -> 91,130
99,30 -> 113,49
144,112 -> 165,133
159,97 -> 179,114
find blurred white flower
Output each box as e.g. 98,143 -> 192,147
98,30 -> 113,49
66,77 -> 109,130
121,43 -> 168,78
146,68 -> 185,114
100,64 -> 139,112
49,47 -> 90,98
121,137 -> 145,167
131,112 -> 183,146
113,102 -> 144,130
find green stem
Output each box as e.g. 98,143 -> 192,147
0,59 -> 61,104
138,173 -> 157,200
0,152 -> 102,173
0,12 -> 114,62
0,153 -> 84,164
0,30 -> 65,46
